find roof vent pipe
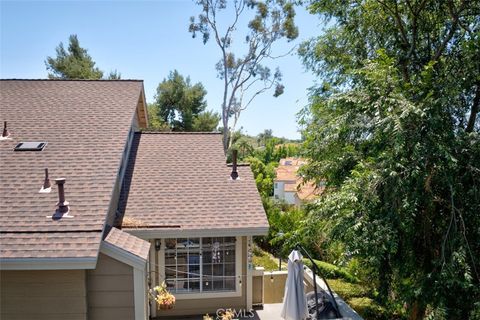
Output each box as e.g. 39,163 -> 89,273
43,168 -> 51,189
231,149 -> 239,180
55,178 -> 69,214
2,121 -> 10,138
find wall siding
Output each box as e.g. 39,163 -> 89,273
0,269 -> 87,320
87,253 -> 135,320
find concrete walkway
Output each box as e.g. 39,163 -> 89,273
253,303 -> 284,320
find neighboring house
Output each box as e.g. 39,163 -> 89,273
273,158 -> 324,206
0,79 -> 268,319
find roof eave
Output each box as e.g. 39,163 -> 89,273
0,257 -> 97,270
123,226 -> 269,239
100,241 -> 148,270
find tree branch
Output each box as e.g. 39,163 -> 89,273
432,0 -> 466,62
466,83 -> 480,132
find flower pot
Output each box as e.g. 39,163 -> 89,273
159,303 -> 174,310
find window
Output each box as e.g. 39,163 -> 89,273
164,237 -> 236,294
274,183 -> 278,189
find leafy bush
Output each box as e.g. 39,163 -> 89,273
252,245 -> 280,271
302,258 -> 358,283
326,279 -> 370,299
347,297 -> 393,320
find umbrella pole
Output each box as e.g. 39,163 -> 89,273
296,244 -> 341,319
312,264 -> 320,319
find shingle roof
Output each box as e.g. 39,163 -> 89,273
0,80 -> 144,261
0,232 -> 102,259
103,227 -> 150,261
118,132 -> 268,234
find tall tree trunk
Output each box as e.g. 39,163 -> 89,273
409,301 -> 426,320
222,112 -> 229,154
466,84 -> 479,133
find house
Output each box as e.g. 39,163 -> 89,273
273,158 -> 324,206
0,79 -> 268,319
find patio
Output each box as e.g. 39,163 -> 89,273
154,265 -> 363,320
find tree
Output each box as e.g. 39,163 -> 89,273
46,34 -> 104,79
155,70 -> 207,131
189,0 -> 299,151
232,137 -> 255,159
245,156 -> 276,197
257,129 -> 273,146
299,1 -> 480,318
146,103 -> 170,131
46,34 -> 121,80
192,110 -> 221,131
107,70 -> 122,80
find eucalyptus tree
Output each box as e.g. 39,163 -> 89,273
189,0 -> 299,151
299,0 -> 480,318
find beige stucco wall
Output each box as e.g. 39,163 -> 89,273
252,274 -> 263,305
263,271 -> 288,303
86,253 -> 135,320
156,236 -> 248,318
0,269 -> 87,320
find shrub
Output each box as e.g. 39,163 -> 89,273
347,297 -> 394,320
302,258 -> 358,283
326,279 -> 371,300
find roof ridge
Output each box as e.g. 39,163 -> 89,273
0,79 -> 144,82
138,131 -> 222,135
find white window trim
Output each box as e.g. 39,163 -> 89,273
159,236 -> 242,300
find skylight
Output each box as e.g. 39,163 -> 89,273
14,142 -> 47,151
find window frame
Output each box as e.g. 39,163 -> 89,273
158,236 -> 242,300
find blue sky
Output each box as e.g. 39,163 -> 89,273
0,0 -> 322,139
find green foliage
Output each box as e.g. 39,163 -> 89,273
302,259 -> 357,283
259,197 -> 309,257
146,103 -> 170,131
189,0 -> 299,151
107,69 -> 121,80
155,70 -> 207,131
327,279 -> 370,300
300,0 -> 480,318
232,137 -> 255,160
346,297 -> 391,320
252,245 -> 280,271
45,34 -> 121,80
245,157 -> 276,197
45,34 -> 104,79
192,110 -> 221,132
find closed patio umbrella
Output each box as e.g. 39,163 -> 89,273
281,250 -> 308,320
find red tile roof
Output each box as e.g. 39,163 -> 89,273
275,158 -> 323,201
118,132 -> 268,234
103,227 -> 150,261
0,80 -> 144,260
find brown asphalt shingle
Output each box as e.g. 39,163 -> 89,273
0,232 -> 102,259
104,227 -> 150,261
0,80 -> 144,260
118,132 -> 268,233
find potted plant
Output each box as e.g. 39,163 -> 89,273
217,309 -> 236,320
149,281 -> 176,310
